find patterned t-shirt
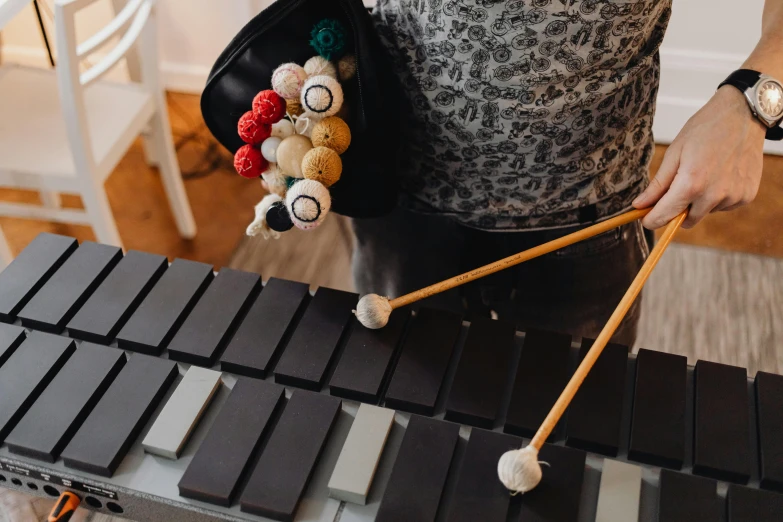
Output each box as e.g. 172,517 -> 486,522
372,0 -> 672,230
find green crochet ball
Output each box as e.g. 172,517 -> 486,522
310,19 -> 347,61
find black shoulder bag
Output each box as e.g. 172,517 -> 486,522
201,0 -> 403,218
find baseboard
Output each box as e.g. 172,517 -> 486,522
655,47 -> 783,155
0,45 -> 209,95
3,44 -> 781,154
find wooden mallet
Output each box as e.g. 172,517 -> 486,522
497,210 -> 687,494
355,207 -> 654,329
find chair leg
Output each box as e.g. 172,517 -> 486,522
40,191 -> 61,209
149,107 -> 197,239
81,183 -> 123,248
0,225 -> 12,269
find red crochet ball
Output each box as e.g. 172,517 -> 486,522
233,144 -> 268,178
237,111 -> 272,145
252,90 -> 287,124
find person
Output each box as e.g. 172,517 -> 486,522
349,0 -> 783,346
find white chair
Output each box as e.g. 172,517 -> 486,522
0,0 -> 196,265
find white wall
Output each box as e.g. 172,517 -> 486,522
655,0 -> 781,154
1,0 -> 777,152
0,0 -> 259,91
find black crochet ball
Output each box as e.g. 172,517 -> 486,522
266,201 -> 294,232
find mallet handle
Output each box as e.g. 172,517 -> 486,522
389,208 -> 653,310
529,210 -> 687,450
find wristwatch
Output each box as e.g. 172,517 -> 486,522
719,69 -> 783,140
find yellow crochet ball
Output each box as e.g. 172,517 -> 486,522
304,56 -> 337,79
286,99 -> 304,117
338,54 -> 357,81
311,116 -> 352,155
276,135 -> 313,178
301,147 -> 342,187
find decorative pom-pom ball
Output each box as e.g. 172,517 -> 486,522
271,63 -> 307,100
310,19 -> 347,61
338,54 -> 357,81
286,99 -> 305,117
355,294 -> 392,329
234,144 -> 268,178
237,111 -> 272,145
261,136 -> 283,163
271,119 -> 295,139
311,116 -> 351,154
262,167 -> 288,198
286,179 -> 331,230
266,201 -> 294,232
301,147 -> 342,187
301,75 -> 343,118
304,56 -> 338,79
497,446 -> 543,494
295,113 -> 315,138
252,90 -> 286,124
247,193 -> 283,239
276,135 -> 313,178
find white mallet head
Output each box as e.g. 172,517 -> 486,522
497,445 -> 542,494
355,294 -> 392,329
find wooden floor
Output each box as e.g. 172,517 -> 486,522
0,92 -> 782,268
0,93 -> 263,267
1,92 -> 783,522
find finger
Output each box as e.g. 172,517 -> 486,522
641,176 -> 692,229
633,145 -> 681,208
682,192 -> 721,228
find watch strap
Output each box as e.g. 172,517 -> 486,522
767,125 -> 783,141
719,69 -> 783,141
718,69 -> 761,93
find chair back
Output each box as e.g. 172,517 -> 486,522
53,0 -> 158,172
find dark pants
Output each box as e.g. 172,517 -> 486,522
351,208 -> 651,347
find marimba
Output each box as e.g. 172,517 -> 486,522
0,232 -> 780,522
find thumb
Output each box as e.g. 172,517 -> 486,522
633,145 -> 681,209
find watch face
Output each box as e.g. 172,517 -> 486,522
756,79 -> 783,121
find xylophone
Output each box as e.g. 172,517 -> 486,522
0,232 -> 780,522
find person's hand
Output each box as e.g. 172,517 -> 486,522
633,85 -> 766,229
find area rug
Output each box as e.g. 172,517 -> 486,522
232,227 -> 783,375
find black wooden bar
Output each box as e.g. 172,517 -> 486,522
0,332 -> 75,442
565,340 -> 628,456
5,343 -> 125,462
116,258 -> 213,355
628,348 -> 687,469
375,415 -> 459,522
67,250 -> 167,344
167,268 -> 261,366
384,308 -> 463,416
0,233 -> 77,322
274,287 -> 358,391
240,391 -> 341,521
61,354 -> 178,477
444,317 -> 516,429
329,309 -> 409,403
17,242 -> 122,333
693,360 -> 751,483
179,378 -> 284,506
505,329 -> 572,439
220,278 -> 309,379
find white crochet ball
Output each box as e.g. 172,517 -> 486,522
260,137 -> 282,163
304,56 -> 337,79
285,179 -> 331,230
271,63 -> 307,100
271,119 -> 295,139
301,75 -> 343,119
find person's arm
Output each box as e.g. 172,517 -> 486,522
633,0 -> 783,229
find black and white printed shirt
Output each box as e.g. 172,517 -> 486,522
373,0 -> 672,230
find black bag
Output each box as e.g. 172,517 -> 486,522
201,0 -> 403,218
